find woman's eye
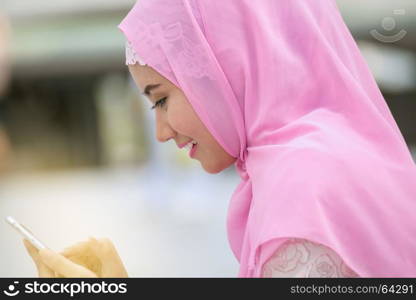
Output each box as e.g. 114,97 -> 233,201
151,97 -> 168,110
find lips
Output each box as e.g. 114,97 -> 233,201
189,142 -> 198,158
177,140 -> 198,158
178,140 -> 197,149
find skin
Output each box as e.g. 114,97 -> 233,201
128,64 -> 237,174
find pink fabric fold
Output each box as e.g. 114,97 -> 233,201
119,0 -> 416,277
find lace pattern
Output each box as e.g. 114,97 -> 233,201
126,41 -> 147,66
261,238 -> 359,278
123,14 -> 215,81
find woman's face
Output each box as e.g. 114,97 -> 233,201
129,64 -> 237,174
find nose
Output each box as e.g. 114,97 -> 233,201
155,114 -> 176,143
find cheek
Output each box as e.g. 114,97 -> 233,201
168,102 -> 202,135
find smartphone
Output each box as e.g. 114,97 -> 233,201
5,216 -> 48,250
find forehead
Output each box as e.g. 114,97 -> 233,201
129,65 -> 171,90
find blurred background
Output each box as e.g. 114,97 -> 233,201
0,0 -> 415,277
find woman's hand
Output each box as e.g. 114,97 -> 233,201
23,237 -> 128,278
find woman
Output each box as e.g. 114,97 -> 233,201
25,0 -> 416,277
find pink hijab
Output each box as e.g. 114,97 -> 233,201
119,0 -> 416,277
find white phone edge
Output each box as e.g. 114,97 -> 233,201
5,216 -> 47,250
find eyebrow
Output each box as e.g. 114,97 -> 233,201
142,84 -> 161,96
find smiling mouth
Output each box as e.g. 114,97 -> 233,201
189,142 -> 198,158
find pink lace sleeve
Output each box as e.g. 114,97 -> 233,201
260,238 -> 359,278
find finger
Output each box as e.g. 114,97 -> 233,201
90,237 -> 121,261
23,239 -> 55,277
89,237 -> 128,277
54,271 -> 65,278
39,248 -> 98,278
60,241 -> 90,257
39,248 -> 97,278
23,238 -> 40,264
37,263 -> 56,278
59,242 -> 102,276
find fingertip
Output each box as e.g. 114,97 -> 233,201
23,239 -> 37,254
23,239 -> 30,251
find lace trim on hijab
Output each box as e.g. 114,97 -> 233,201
125,41 -> 147,66
123,18 -> 214,80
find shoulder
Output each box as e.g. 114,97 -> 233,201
260,238 -> 359,278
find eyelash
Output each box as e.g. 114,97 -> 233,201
151,97 -> 168,110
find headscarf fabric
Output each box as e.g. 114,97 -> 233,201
119,0 -> 416,277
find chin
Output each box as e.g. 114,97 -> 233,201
202,164 -> 224,174
201,159 -> 234,174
